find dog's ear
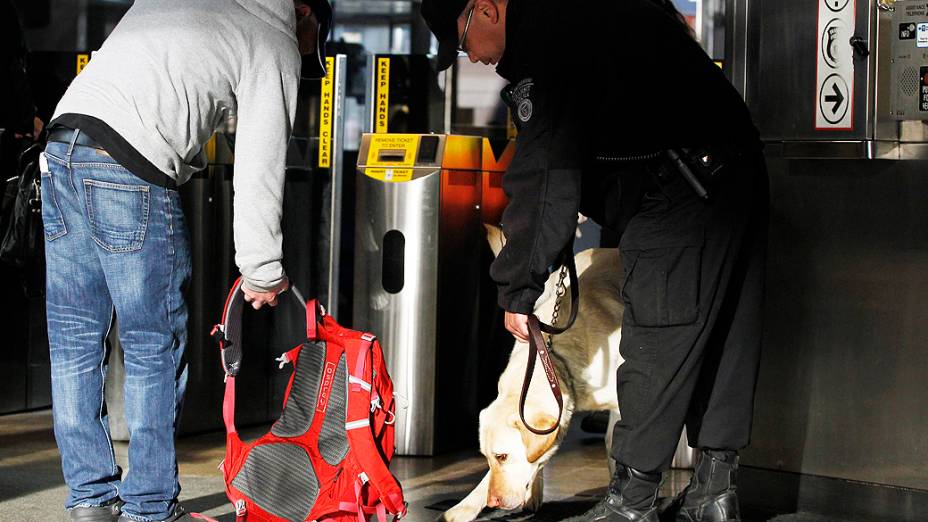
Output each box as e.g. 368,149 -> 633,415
484,224 -> 507,258
510,412 -> 559,463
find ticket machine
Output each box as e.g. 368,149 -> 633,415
353,133 -> 511,455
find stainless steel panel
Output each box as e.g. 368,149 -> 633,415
724,0 -> 750,97
874,5 -> 899,141
890,1 -> 928,119
328,55 -> 348,319
740,465 -> 928,521
743,156 -> 928,491
353,170 -> 442,455
744,0 -> 875,142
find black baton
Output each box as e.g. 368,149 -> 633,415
666,149 -> 709,200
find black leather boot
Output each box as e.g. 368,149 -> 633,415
563,464 -> 662,521
674,449 -> 740,522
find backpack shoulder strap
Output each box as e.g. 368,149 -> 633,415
210,280 -> 320,435
342,333 -> 406,518
211,278 -> 245,378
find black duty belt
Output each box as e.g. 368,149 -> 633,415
48,127 -> 105,151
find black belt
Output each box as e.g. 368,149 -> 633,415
48,127 -> 105,151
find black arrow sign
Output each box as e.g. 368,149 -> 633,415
825,83 -> 845,114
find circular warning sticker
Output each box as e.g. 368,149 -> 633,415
820,74 -> 850,125
821,18 -> 849,69
825,0 -> 850,12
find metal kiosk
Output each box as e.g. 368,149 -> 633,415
353,133 -> 510,456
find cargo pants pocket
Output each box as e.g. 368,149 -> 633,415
620,229 -> 703,327
83,179 -> 150,253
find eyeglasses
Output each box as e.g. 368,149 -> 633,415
457,5 -> 476,53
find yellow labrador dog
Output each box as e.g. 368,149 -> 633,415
441,226 -> 624,521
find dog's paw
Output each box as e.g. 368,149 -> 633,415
439,503 -> 483,522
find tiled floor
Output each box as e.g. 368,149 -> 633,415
0,409 -> 876,522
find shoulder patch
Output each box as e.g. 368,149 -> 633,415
512,78 -> 534,123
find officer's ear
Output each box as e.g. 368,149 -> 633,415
475,0 -> 501,25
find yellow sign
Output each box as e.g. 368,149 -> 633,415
363,168 -> 414,182
76,54 -> 90,75
714,60 -> 724,69
318,57 -> 335,168
365,134 -> 419,167
375,57 -> 390,133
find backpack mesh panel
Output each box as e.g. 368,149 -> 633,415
231,443 -> 319,522
272,341 -> 325,438
318,353 -> 349,465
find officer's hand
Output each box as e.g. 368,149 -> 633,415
242,278 -> 290,310
504,311 -> 530,343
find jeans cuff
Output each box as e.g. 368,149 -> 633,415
69,494 -> 121,510
120,502 -> 177,522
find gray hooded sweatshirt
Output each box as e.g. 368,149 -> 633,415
52,0 -> 301,291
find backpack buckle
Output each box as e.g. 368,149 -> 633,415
210,324 -> 226,346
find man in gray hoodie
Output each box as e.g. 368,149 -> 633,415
41,1 -> 331,520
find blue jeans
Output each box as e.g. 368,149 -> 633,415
43,134 -> 191,521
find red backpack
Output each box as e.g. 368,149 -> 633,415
211,278 -> 407,522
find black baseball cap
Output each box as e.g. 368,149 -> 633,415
420,0 -> 470,70
302,0 -> 333,79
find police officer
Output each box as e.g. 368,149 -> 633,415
420,1 -> 768,521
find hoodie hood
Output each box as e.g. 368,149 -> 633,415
235,0 -> 297,43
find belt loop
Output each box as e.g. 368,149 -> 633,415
66,129 -> 80,167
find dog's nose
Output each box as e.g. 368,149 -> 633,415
487,495 -> 501,508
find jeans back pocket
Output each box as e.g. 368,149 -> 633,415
40,155 -> 68,241
83,179 -> 150,253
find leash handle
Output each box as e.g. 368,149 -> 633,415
518,242 -> 580,435
520,314 -> 564,435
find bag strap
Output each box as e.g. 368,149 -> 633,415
519,242 -> 579,436
290,285 -> 323,340
211,278 -> 322,435
211,278 -> 246,377
223,376 -> 238,435
343,335 -> 407,518
211,278 -> 320,377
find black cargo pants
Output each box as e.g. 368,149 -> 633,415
609,151 -> 769,473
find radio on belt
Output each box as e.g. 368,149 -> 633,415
891,1 -> 928,119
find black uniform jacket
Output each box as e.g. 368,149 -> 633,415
490,0 -> 761,314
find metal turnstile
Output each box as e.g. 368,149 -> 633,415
353,133 -> 511,455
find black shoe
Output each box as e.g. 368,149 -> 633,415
673,449 -> 741,522
563,465 -> 661,521
69,499 -> 123,522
